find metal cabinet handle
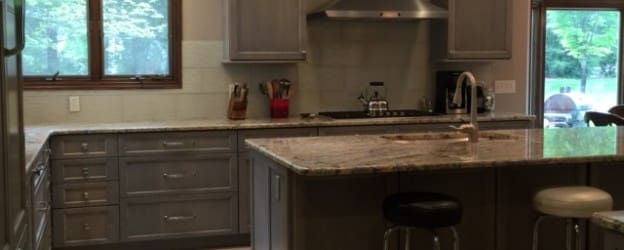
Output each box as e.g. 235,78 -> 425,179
80,142 -> 89,152
82,192 -> 89,200
83,223 -> 90,232
162,173 -> 185,179
274,174 -> 281,201
301,50 -> 307,54
37,202 -> 50,213
32,164 -> 46,175
82,167 -> 90,177
163,215 -> 196,222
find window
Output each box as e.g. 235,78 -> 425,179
23,0 -> 181,89
530,0 -> 624,128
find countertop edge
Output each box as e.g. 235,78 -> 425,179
593,212 -> 624,235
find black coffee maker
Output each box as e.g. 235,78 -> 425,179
435,71 -> 486,114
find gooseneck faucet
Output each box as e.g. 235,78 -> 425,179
451,71 -> 479,143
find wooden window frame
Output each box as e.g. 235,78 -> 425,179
24,0 -> 182,90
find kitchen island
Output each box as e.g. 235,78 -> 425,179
246,127 -> 624,250
593,211 -> 624,250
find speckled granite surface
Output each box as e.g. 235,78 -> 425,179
23,113 -> 533,172
593,211 -> 624,234
246,126 -> 624,176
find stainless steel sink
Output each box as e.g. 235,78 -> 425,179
381,132 -> 518,143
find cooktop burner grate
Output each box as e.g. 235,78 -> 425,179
318,110 -> 441,119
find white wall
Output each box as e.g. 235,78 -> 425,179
23,0 -> 529,125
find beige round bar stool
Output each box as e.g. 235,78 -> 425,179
532,186 -> 613,250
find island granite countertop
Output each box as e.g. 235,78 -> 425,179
246,126 -> 624,176
593,211 -> 624,235
24,112 -> 533,172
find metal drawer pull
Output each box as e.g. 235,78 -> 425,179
82,192 -> 89,200
162,141 -> 185,148
81,167 -> 89,177
162,173 -> 190,179
163,215 -> 196,222
83,224 -> 90,232
81,142 -> 89,152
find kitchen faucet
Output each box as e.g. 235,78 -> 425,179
451,71 -> 479,143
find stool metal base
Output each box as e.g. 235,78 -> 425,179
383,226 -> 459,250
532,215 -> 583,250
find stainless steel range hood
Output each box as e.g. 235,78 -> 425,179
307,0 -> 448,20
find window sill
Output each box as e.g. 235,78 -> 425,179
24,80 -> 182,90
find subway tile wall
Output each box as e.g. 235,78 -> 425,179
23,20 -> 433,124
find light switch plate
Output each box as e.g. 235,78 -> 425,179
495,80 -> 516,94
69,96 -> 80,112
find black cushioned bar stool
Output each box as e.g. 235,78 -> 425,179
383,192 -> 462,250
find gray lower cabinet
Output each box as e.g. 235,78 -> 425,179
52,206 -> 119,247
237,128 -> 317,233
318,125 -> 395,136
120,194 -> 238,241
30,143 -> 51,250
224,0 -> 306,62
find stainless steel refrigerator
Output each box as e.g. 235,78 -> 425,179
1,0 -> 27,249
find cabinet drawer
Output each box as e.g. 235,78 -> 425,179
51,134 -> 117,159
121,194 -> 237,241
52,158 -> 118,184
53,206 -> 119,247
53,182 -> 119,208
238,128 -> 317,152
119,131 -> 236,156
120,153 -> 236,197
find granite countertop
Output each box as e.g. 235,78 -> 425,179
593,211 -> 624,235
23,113 -> 533,172
246,126 -> 624,176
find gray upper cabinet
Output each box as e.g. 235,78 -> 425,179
224,0 -> 307,62
431,0 -> 512,60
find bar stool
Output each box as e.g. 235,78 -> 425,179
532,186 -> 613,250
382,192 -> 462,250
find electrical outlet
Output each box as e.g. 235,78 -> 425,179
495,80 -> 516,94
69,96 -> 80,112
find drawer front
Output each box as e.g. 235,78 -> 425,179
51,134 -> 117,159
52,158 -> 118,184
53,206 -> 119,247
120,154 -> 236,197
33,170 -> 51,239
318,125 -> 395,136
238,128 -> 317,152
53,182 -> 119,208
121,194 -> 237,241
119,131 -> 236,156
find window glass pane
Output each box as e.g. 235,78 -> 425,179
23,0 -> 89,76
543,9 -> 621,128
103,0 -> 170,76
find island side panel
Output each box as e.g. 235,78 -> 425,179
399,168 -> 497,250
497,164 -> 586,250
292,174 -> 398,250
589,162 -> 624,250
251,152 -> 271,250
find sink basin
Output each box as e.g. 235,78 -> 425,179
381,132 -> 518,143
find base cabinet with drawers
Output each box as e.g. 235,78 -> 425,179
50,134 -> 119,248
40,120 -> 532,248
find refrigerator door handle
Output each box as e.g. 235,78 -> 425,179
3,0 -> 25,56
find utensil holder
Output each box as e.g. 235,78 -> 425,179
270,99 -> 289,118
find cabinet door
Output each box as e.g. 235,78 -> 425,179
225,0 -> 306,61
432,0 -> 511,60
239,153 -> 251,233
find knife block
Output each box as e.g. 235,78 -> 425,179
228,95 -> 247,120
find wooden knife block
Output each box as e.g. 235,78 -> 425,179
228,95 -> 247,120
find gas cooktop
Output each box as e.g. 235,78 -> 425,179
318,110 -> 441,119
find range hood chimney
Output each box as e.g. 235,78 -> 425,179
308,0 -> 448,20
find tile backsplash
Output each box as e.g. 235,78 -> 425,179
24,19 -> 435,125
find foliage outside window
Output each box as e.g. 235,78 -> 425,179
23,0 -> 181,89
